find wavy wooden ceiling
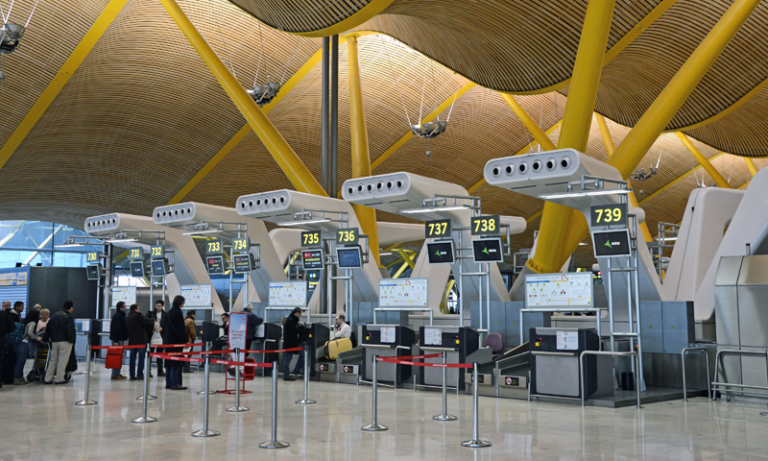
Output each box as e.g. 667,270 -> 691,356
0,0 -> 764,268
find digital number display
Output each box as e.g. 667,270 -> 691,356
206,239 -> 222,255
301,231 -> 321,247
232,254 -> 253,274
590,204 -> 627,228
87,252 -> 99,263
150,245 -> 165,260
425,219 -> 451,239
129,248 -> 142,261
232,237 -> 250,253
302,249 -> 324,270
336,228 -> 359,245
471,215 -> 500,236
206,255 -> 226,275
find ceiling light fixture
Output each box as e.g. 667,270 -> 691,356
400,205 -> 471,214
276,218 -> 331,227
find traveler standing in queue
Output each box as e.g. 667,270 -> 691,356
1,300 -> 10,313
148,300 -> 166,377
109,302 -> 128,380
0,305 -> 13,388
244,306 -> 264,351
183,310 -> 197,374
8,301 -> 22,323
126,304 -> 155,381
6,301 -> 27,384
333,314 -> 352,339
281,307 -> 305,381
37,309 -> 49,334
162,295 -> 188,390
15,310 -> 43,384
44,301 -> 76,384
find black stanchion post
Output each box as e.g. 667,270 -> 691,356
136,345 -> 157,401
75,335 -> 97,406
227,347 -> 248,412
461,363 -> 491,448
259,361 -> 290,449
296,345 -> 316,405
433,353 -> 457,421
362,355 -> 388,431
132,346 -> 158,424
192,355 -> 220,437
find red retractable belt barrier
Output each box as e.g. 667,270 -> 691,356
153,343 -> 205,349
210,358 -> 273,368
163,350 -> 234,356
92,344 -> 148,350
150,353 -> 206,364
392,353 -> 443,361
376,357 -> 473,368
243,347 -> 303,354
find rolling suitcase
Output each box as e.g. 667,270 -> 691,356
105,346 -> 123,369
324,338 -> 353,360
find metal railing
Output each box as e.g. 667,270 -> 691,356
713,348 -> 768,399
681,346 -> 711,402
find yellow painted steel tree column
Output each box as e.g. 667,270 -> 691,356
675,132 -> 733,188
347,35 -> 382,267
526,0 -> 616,275
158,0 -> 327,197
745,157 -> 758,176
501,94 -> 557,150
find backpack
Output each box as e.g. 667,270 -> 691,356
5,322 -> 24,345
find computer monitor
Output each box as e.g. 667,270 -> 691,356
129,261 -> 145,278
232,254 -> 253,274
86,264 -> 100,281
151,259 -> 169,277
206,255 -> 226,275
592,229 -> 632,258
337,245 -> 363,268
427,240 -> 455,264
472,237 -> 504,263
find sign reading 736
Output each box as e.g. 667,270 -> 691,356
336,228 -> 359,245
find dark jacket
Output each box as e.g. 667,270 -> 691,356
282,314 -> 304,349
110,310 -> 128,342
126,311 -> 155,345
0,310 -> 11,345
47,310 -> 76,344
162,305 -> 188,369
246,312 -> 264,340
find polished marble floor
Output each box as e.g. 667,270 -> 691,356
2,365 -> 768,461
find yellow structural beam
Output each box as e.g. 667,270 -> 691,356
371,82 -> 476,170
675,132 -> 733,189
393,248 -> 416,270
167,46 -> 324,204
159,0 -> 327,197
744,157 -> 758,176
528,0 -> 615,275
347,35 -> 382,267
0,0 -> 130,172
467,119 -> 562,194
501,94 -> 557,150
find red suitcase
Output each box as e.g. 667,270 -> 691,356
105,346 -> 124,369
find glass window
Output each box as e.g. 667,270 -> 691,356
0,221 -> 102,269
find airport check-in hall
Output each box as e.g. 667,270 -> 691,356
3,1 -> 768,460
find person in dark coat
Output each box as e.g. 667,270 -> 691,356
109,302 -> 128,380
162,295 -> 188,390
281,307 -> 305,381
244,306 -> 263,351
43,301 -> 76,384
0,308 -> 13,389
126,304 -> 155,380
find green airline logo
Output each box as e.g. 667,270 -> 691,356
603,240 -> 613,249
435,250 -> 442,257
482,247 -> 489,255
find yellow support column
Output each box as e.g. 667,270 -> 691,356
675,132 -> 733,189
500,94 -> 557,150
527,0 -> 616,275
744,157 -> 758,176
347,35 -> 382,267
158,0 -> 327,197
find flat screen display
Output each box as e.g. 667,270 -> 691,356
472,238 -> 504,263
232,254 -> 253,274
150,259 -> 167,277
129,261 -> 145,278
525,273 -> 593,308
86,264 -> 100,281
206,255 -> 226,275
337,245 -> 363,268
592,229 -> 631,258
427,241 -> 455,264
302,249 -> 324,270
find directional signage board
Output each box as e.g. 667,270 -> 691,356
206,239 -> 223,256
379,278 -> 428,307
426,240 -> 455,264
471,215 -> 500,236
590,203 -> 628,228
592,229 -> 632,258
206,255 -> 226,275
425,219 -> 451,239
232,237 -> 250,254
129,248 -> 143,261
232,254 -> 253,274
472,238 -> 504,263
129,261 -> 145,278
336,228 -> 359,245
301,231 -> 321,248
525,272 -> 593,308
87,252 -> 99,264
86,265 -> 100,281
269,281 -> 308,307
151,259 -> 169,276
150,245 -> 165,260
302,249 -> 324,270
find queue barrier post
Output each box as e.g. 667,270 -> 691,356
461,363 -> 491,448
361,355 -> 388,432
136,345 -> 157,401
260,361 -> 290,449
75,335 -> 97,406
433,353 -> 457,421
132,346 -> 158,424
296,344 -> 316,405
226,347 -> 249,413
192,354 -> 220,438
197,342 -> 216,395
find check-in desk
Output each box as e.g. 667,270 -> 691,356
303,323 -> 330,378
361,324 -> 416,385
419,326 -> 486,391
529,327 -> 612,401
249,323 -> 283,376
495,343 -> 530,399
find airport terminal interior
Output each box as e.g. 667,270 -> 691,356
3,0 -> 768,460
